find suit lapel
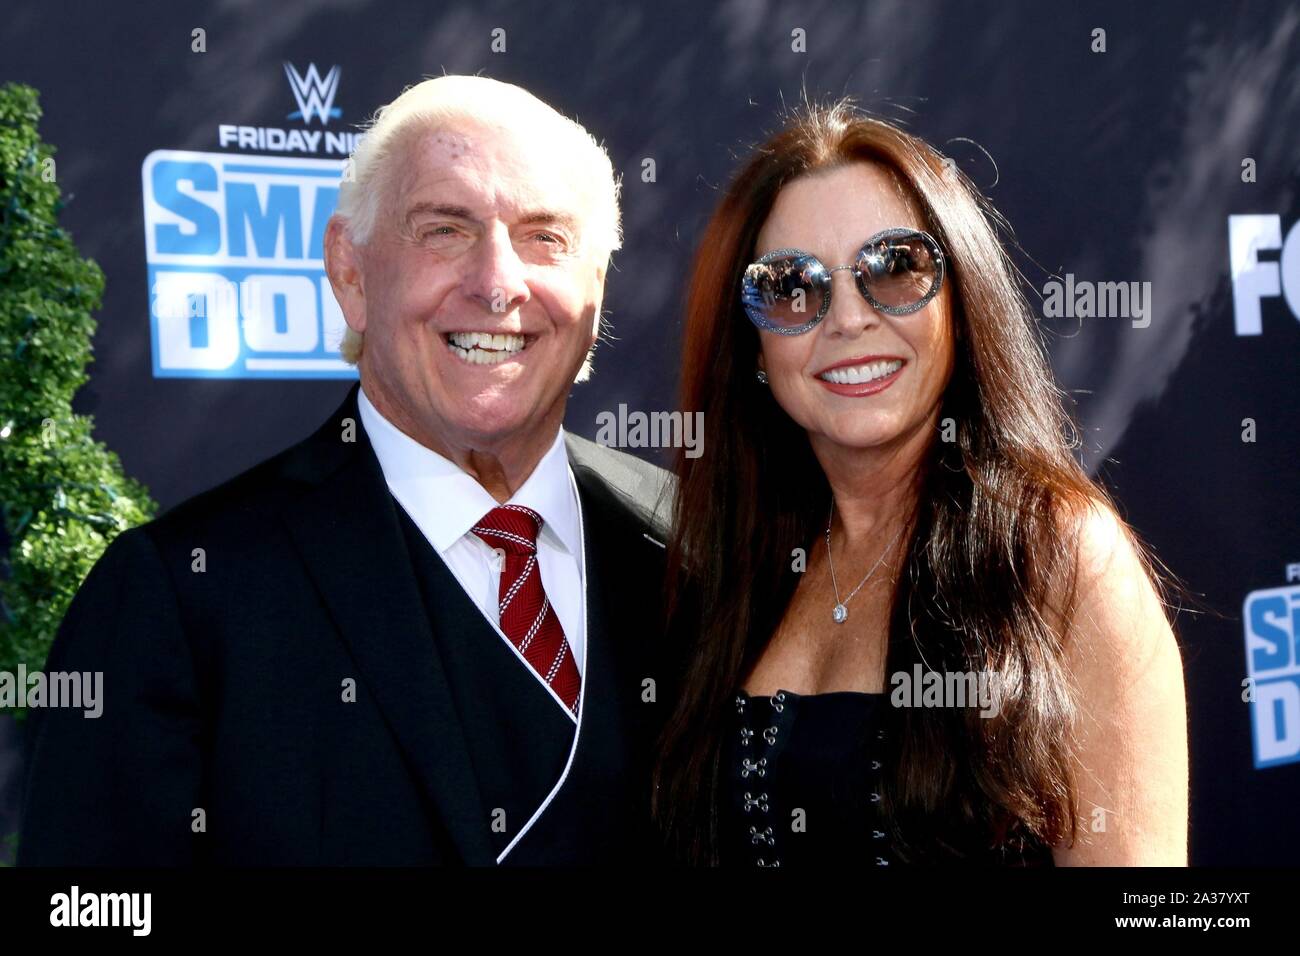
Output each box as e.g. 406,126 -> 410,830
573,463 -> 620,771
279,383 -> 496,866
570,457 -> 664,746
499,452 -> 666,862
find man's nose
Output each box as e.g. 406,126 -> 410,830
464,225 -> 530,313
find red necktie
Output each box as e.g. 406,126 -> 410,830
471,504 -> 581,714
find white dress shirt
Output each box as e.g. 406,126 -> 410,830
357,385 -> 586,717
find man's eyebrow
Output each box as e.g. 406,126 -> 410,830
517,210 -> 580,232
402,203 -> 580,233
404,202 -> 476,224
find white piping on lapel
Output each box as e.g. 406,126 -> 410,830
642,533 -> 666,549
495,460 -> 590,864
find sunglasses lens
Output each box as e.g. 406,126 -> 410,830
742,255 -> 828,329
856,233 -> 941,310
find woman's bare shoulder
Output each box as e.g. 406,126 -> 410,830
1047,497 -> 1189,865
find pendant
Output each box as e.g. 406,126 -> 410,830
832,603 -> 848,624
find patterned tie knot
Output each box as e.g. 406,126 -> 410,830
471,504 -> 542,556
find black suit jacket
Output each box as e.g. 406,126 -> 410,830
18,383 -> 679,865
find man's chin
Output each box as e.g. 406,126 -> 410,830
442,398 -> 555,448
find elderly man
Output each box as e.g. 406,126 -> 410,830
19,76 -> 676,865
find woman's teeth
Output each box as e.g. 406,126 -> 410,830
817,359 -> 903,385
446,331 -> 528,365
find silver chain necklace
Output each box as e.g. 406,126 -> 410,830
825,497 -> 903,624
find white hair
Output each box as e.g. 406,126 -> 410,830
333,75 -> 622,367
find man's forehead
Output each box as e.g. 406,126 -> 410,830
393,121 -> 588,221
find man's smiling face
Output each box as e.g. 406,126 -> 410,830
327,118 -> 607,458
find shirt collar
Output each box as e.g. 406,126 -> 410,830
357,383 -> 579,557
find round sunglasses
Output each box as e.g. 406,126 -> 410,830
741,227 -> 946,335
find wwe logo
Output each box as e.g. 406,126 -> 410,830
284,62 -> 342,126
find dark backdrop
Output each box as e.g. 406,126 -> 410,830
2,0 -> 1298,865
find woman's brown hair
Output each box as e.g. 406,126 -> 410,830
652,98 -> 1170,864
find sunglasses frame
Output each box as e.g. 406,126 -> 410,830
741,227 -> 946,335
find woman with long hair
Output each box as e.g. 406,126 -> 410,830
652,100 -> 1188,866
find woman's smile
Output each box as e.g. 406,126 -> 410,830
814,356 -> 906,396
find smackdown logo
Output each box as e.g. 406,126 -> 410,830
1243,582 -> 1300,768
141,150 -> 354,378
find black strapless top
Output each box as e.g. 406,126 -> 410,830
720,688 -> 1055,867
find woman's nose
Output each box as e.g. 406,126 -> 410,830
822,267 -> 880,335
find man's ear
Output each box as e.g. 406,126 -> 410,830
324,215 -> 366,334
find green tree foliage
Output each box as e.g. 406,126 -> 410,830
0,83 -> 157,705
